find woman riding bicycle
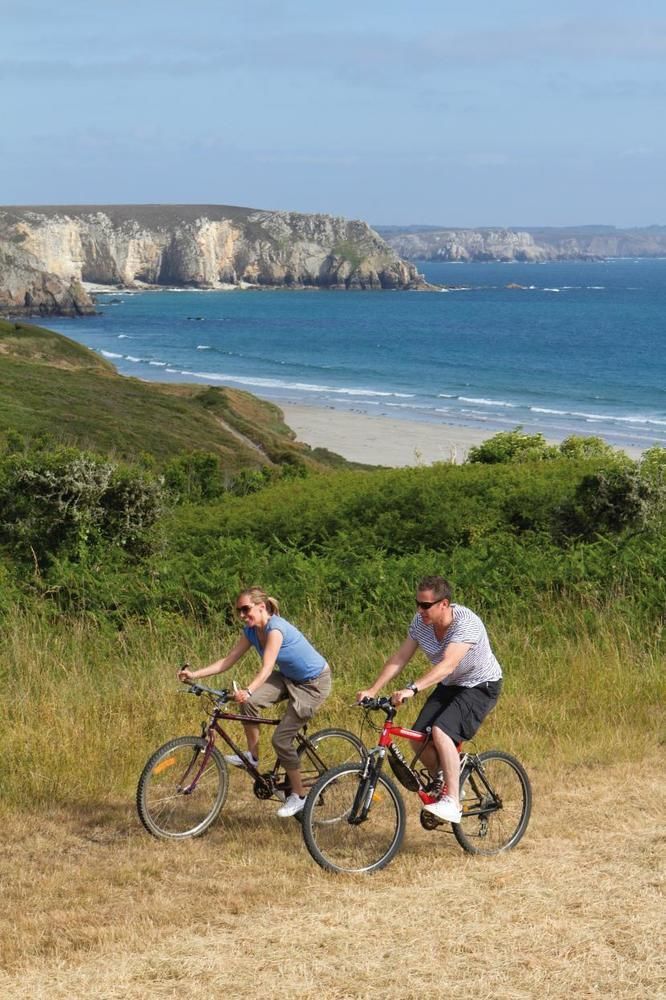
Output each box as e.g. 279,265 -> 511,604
356,575 -> 502,824
178,587 -> 331,818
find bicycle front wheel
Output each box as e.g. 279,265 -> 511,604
453,750 -> 532,855
137,736 -> 229,839
302,763 -> 405,874
297,728 -> 366,791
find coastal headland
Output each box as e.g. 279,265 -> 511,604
0,204 -> 425,317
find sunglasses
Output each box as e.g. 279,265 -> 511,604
236,604 -> 254,615
416,598 -> 442,610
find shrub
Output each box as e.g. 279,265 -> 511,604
467,428 -> 559,464
0,447 -> 163,568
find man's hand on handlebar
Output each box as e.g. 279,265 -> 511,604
177,665 -> 195,682
390,688 -> 416,707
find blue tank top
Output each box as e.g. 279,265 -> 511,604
244,615 -> 327,682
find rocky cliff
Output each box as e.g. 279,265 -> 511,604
0,243 -> 95,316
376,224 -> 666,262
0,205 -> 424,315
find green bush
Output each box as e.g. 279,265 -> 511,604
0,446 -> 163,569
467,428 -> 623,465
467,428 -> 559,463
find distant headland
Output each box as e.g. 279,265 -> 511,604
375,223 -> 666,262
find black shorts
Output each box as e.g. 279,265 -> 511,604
411,680 -> 502,745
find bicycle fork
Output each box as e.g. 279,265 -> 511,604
180,728 -> 217,795
348,748 -> 385,825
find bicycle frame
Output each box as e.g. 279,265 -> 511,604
181,684 -> 318,797
350,701 -> 465,823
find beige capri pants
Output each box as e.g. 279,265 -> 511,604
239,665 -> 332,770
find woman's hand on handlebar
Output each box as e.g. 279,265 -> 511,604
356,688 -> 376,704
177,666 -> 195,682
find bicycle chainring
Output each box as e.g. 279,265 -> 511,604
253,773 -> 276,800
419,809 -> 445,831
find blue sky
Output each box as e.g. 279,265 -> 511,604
1,0 -> 665,226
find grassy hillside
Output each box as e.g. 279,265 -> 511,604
0,321 -> 663,996
0,319 -> 348,470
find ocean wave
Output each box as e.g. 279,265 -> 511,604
458,396 -> 517,408
384,401 -> 438,411
532,406 -> 666,428
148,361 -> 167,367
196,345 -> 212,350
101,350 -> 123,359
178,370 -> 415,397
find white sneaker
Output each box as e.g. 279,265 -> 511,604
276,793 -> 306,818
224,750 -> 258,768
423,794 -> 462,824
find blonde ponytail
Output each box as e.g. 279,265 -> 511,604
237,586 -> 280,616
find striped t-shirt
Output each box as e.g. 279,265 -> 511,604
408,604 -> 502,688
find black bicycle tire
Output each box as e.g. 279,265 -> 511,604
453,749 -> 532,855
267,727 -> 366,797
301,763 -> 406,874
136,735 -> 229,839
298,727 -> 366,776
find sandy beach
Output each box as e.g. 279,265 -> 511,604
280,403 -> 646,467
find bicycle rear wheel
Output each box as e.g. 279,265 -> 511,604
453,750 -> 532,855
137,736 -> 229,839
302,763 -> 405,874
297,728 -> 366,791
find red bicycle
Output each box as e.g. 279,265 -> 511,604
137,680 -> 365,839
301,696 -> 532,874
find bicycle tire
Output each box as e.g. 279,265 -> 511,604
296,727 -> 366,789
137,736 -> 229,839
301,763 -> 405,874
453,749 -> 532,855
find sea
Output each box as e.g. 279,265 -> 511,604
44,259 -> 666,451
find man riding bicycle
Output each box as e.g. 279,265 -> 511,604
356,576 -> 502,823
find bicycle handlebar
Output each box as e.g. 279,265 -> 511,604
357,696 -> 397,716
180,678 -> 231,703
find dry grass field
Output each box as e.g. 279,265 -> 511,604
1,753 -> 664,1000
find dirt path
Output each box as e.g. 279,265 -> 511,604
214,414 -> 272,461
1,756 -> 664,999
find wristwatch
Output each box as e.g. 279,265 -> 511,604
406,682 -> 419,694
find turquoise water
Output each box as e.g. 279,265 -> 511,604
46,259 -> 666,449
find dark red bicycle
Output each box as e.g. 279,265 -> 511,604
137,680 -> 365,839
301,696 -> 532,874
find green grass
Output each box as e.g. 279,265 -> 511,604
1,599 -> 663,809
0,320 -> 348,470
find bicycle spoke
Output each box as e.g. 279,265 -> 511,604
137,737 -> 229,839
298,729 -> 366,790
454,751 -> 531,855
302,764 -> 405,874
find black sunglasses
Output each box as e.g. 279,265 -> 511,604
236,604 -> 254,615
416,598 -> 442,610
